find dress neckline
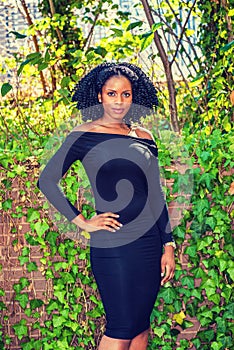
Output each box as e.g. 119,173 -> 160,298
70,130 -> 155,142
71,123 -> 155,142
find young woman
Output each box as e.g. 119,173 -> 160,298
38,62 -> 176,350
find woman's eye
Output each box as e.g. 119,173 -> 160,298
107,92 -> 115,96
123,93 -> 131,97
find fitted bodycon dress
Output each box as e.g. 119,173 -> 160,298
37,125 -> 174,340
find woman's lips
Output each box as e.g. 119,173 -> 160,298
112,108 -> 125,114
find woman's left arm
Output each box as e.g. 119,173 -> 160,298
147,153 -> 176,285
136,127 -> 175,285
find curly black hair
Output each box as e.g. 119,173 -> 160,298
72,62 -> 158,124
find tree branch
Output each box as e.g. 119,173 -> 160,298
164,0 -> 200,65
170,0 -> 197,66
82,9 -> 100,49
48,0 -> 63,42
221,0 -> 233,43
151,7 -> 198,74
19,0 -> 48,95
141,0 -> 180,132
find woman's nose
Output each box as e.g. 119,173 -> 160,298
115,94 -> 123,104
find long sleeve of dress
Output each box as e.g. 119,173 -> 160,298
37,133 -> 83,221
147,146 -> 175,245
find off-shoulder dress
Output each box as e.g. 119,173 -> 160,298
37,125 -> 174,339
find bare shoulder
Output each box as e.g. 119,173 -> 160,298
72,122 -> 97,132
134,126 -> 154,140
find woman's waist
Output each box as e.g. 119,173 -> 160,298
95,200 -> 155,223
90,210 -> 159,249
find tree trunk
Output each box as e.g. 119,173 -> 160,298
48,0 -> 63,42
141,0 -> 180,132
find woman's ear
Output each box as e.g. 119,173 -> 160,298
98,93 -> 102,103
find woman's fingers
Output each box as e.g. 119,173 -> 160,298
161,267 -> 171,285
161,262 -> 175,286
87,212 -> 123,232
96,213 -> 123,231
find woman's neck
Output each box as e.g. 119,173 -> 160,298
95,118 -> 129,130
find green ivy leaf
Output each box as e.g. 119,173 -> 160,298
17,59 -> 32,76
52,315 -> 66,328
1,83 -> 13,97
15,293 -> 28,309
151,22 -> 164,32
13,319 -> 28,340
46,300 -> 60,313
66,321 -> 78,332
219,259 -> 228,272
211,341 -> 224,350
220,40 -> 234,52
79,251 -> 87,260
205,217 -> 216,230
2,199 -> 13,210
159,286 -> 176,303
173,225 -> 185,239
94,46 -> 107,57
221,285 -> 232,302
153,327 -> 165,337
34,221 -> 49,237
209,293 -> 220,305
191,289 -> 202,300
140,32 -> 154,51
199,329 -> 214,341
181,276 -> 195,289
110,28 -> 123,37
24,308 -> 32,318
18,256 -> 29,266
27,208 -> 40,222
27,262 -> 38,272
58,88 -> 69,97
22,247 -> 30,257
126,21 -> 143,31
59,272 -> 75,284
227,267 -> 234,281
45,231 -> 59,246
223,116 -> 232,132
9,31 -> 27,39
25,233 -> 39,246
73,287 -> 83,298
197,236 -> 213,250
30,299 -> 44,310
87,308 -> 102,317
38,63 -> 48,71
19,277 -> 30,289
0,301 -> 7,310
61,76 -> 71,88
222,302 -> 234,319
54,290 -> 66,304
13,283 -> 22,294
185,245 -> 197,257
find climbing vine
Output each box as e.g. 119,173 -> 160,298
0,0 -> 233,349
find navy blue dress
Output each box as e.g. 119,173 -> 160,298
37,128 -> 174,340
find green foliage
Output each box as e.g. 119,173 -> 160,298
1,99 -> 233,349
0,0 -> 233,349
1,83 -> 12,97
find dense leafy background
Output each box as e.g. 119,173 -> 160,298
0,0 -> 233,349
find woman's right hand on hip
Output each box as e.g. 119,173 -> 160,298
72,212 -> 123,232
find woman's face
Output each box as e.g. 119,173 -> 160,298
98,75 -> 132,121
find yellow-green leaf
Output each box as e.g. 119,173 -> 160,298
173,311 -> 186,325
